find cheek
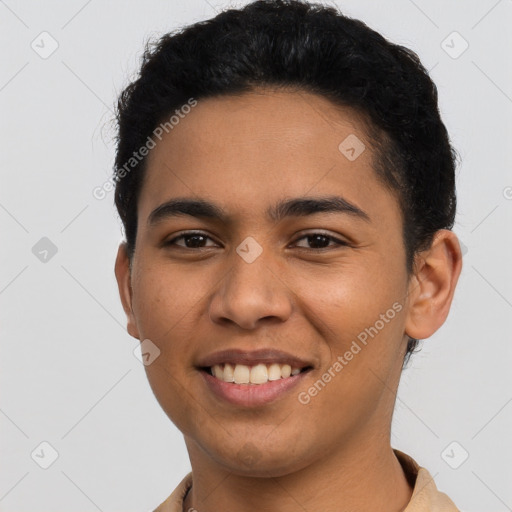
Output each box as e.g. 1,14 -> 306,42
131,262 -> 204,360
300,256 -> 404,328
130,263 -> 207,431
295,255 -> 408,378
293,266 -> 407,432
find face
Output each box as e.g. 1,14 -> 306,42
116,89 -> 425,476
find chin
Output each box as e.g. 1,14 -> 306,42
210,440 -> 315,478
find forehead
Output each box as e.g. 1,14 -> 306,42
138,89 -> 399,227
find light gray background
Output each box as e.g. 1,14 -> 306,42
1,1 -> 511,511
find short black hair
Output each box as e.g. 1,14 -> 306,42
113,0 -> 459,367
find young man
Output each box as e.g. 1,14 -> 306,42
113,1 -> 463,510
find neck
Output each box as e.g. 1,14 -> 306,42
182,433 -> 413,512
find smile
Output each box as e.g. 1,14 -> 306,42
206,362 -> 310,385
199,364 -> 314,407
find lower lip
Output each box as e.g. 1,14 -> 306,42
199,369 -> 311,407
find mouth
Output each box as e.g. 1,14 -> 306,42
196,348 -> 315,406
199,362 -> 314,385
199,364 -> 313,407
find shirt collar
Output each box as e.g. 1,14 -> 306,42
394,449 -> 460,511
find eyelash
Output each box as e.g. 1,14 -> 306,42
164,231 -> 349,251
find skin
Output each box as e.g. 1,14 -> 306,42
115,89 -> 462,512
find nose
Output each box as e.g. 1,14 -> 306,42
208,248 -> 293,330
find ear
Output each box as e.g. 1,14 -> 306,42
404,229 -> 463,340
114,242 -> 140,340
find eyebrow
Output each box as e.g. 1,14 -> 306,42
147,195 -> 371,227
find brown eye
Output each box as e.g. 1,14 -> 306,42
165,231 -> 218,249
293,232 -> 348,250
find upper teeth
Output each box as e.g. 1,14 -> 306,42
211,363 -> 302,384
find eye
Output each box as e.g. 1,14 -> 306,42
292,232 -> 348,250
163,231 -> 349,251
164,231 -> 219,249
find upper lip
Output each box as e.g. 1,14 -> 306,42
196,348 -> 314,369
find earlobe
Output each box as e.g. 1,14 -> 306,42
404,230 -> 463,340
114,242 -> 140,340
